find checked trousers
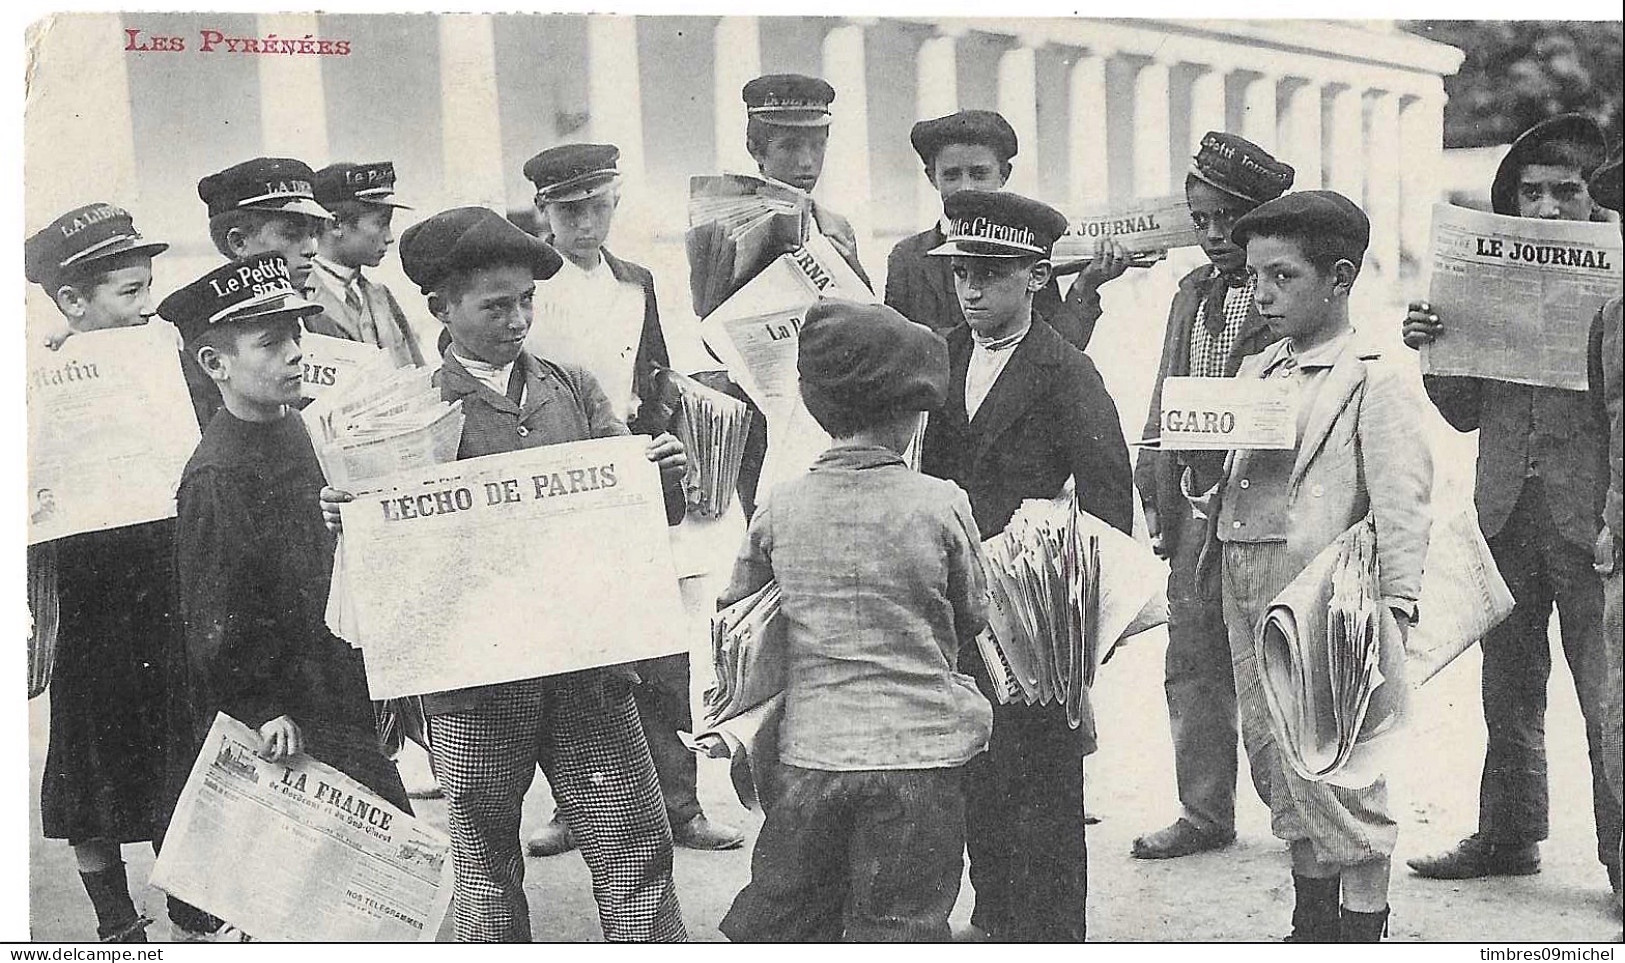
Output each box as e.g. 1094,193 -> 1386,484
427,673 -> 687,942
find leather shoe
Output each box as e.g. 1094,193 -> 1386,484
672,813 -> 746,850
525,816 -> 577,857
1406,835 -> 1539,879
1131,818 -> 1235,859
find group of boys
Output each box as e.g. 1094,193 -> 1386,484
25,61 -> 1624,942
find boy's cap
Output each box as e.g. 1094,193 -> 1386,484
1188,132 -> 1295,206
199,157 -> 332,220
743,74 -> 835,127
1589,140 -> 1623,214
158,252 -> 322,343
524,144 -> 621,204
927,190 -> 1068,258
25,203 -> 168,287
798,299 -> 949,421
398,206 -> 564,295
314,161 -> 411,210
1491,113 -> 1607,215
1231,190 -> 1371,261
911,110 -> 1018,167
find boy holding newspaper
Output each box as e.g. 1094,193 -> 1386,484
1184,192 -> 1433,941
715,299 -> 992,942
322,207 -> 690,942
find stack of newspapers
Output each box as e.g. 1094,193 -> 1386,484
702,580 -> 785,726
975,494 -> 1170,729
303,365 -> 465,491
669,371 -> 752,518
688,173 -> 811,311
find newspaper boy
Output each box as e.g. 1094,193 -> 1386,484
324,207 -> 689,942
716,299 -> 992,942
159,252 -> 412,937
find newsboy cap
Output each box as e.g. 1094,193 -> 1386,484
928,190 -> 1069,258
524,143 -> 622,204
398,206 -> 564,295
198,157 -> 331,220
1231,190 -> 1371,265
910,110 -> 1019,167
1589,140 -> 1623,214
25,203 -> 168,288
798,299 -> 949,428
158,252 -> 322,345
1491,113 -> 1608,216
1188,132 -> 1294,207
743,74 -> 835,127
314,161 -> 411,210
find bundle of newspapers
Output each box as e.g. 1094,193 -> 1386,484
976,495 -> 1169,730
685,580 -> 787,811
303,364 -> 465,491
688,172 -> 811,302
669,370 -> 752,518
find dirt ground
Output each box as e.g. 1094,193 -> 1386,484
25,615 -> 1624,943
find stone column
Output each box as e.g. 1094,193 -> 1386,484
24,14 -> 139,218
587,16 -> 646,181
1278,77 -> 1323,189
1322,81 -> 1365,211
1131,54 -> 1172,197
1364,87 -> 1402,279
1187,60 -> 1228,161
437,15 -> 506,211
257,14 -> 328,162
713,16 -> 761,172
821,20 -> 874,256
1399,90 -> 1446,268
997,37 -> 1040,197
1237,69 -> 1278,154
914,29 -> 960,226
1067,46 -> 1111,212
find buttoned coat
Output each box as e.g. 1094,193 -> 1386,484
305,272 -> 427,370
883,225 -> 1100,352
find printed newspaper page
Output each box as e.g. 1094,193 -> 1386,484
1053,193 -> 1201,261
1157,376 -> 1296,450
335,435 -> 689,698
25,321 -> 201,545
300,330 -> 389,401
150,713 -> 453,942
1422,202 -> 1622,390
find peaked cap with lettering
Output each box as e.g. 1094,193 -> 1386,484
927,189 -> 1068,258
25,203 -> 168,288
742,74 -> 835,127
159,252 -> 322,344
1188,132 -> 1294,207
198,157 -> 332,220
314,161 -> 411,210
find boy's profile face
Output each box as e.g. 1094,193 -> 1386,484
329,207 -> 395,269
950,254 -> 1047,338
753,127 -> 828,193
230,214 -> 322,287
1186,177 -> 1254,273
56,256 -> 156,333
1516,162 -> 1595,221
433,263 -> 536,367
541,191 -> 618,268
1246,235 -> 1344,343
201,317 -> 306,418
928,143 -> 1007,202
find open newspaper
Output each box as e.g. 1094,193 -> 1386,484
1052,193 -> 1197,264
1422,202 -> 1622,390
688,172 -> 812,312
698,232 -> 878,497
331,436 -> 689,699
151,713 -> 453,942
976,496 -> 1169,729
668,370 -> 752,518
27,321 -> 201,544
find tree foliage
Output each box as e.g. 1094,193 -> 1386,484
1402,20 -> 1622,148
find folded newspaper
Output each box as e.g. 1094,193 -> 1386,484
976,495 -> 1169,729
151,713 -> 454,942
684,580 -> 787,810
1051,193 -> 1198,263
1408,502 -> 1517,685
682,693 -> 784,812
303,363 -> 465,491
689,172 -> 812,312
667,369 -> 752,518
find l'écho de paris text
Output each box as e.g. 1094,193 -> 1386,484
124,27 -> 351,56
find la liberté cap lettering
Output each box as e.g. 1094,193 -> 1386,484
314,161 -> 411,210
198,157 -> 333,220
25,203 -> 168,288
158,252 -> 323,343
1188,132 -> 1294,206
928,190 -> 1069,258
524,143 -> 622,205
398,206 -> 565,295
743,74 -> 835,127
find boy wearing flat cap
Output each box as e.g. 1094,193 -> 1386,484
885,108 -> 1124,351
918,189 -> 1132,942
25,204 -> 175,943
718,299 -> 992,942
1184,191 -> 1432,941
161,252 -> 412,939
517,142 -> 744,858
325,206 -> 688,942
1132,131 -> 1295,862
307,161 -> 425,370
1403,115 -> 1621,897
189,157 -> 334,426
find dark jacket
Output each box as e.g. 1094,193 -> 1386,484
1588,295 -> 1624,539
598,247 -> 674,433
884,225 -> 1101,352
